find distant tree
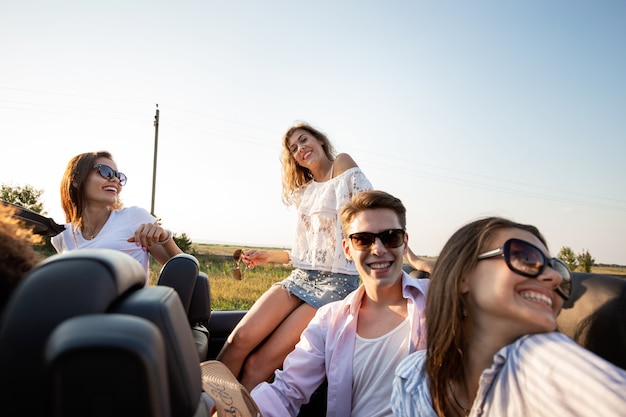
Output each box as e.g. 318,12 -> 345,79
577,249 -> 595,273
173,232 -> 193,253
557,246 -> 578,271
1,184 -> 45,214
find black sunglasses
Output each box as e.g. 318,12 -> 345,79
348,229 -> 405,251
93,164 -> 127,186
478,238 -> 571,300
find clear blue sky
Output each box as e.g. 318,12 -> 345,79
2,1 -> 625,265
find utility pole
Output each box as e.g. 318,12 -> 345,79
151,104 -> 159,216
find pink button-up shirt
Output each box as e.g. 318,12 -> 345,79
251,272 -> 429,417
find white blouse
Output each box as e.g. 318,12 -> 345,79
289,167 -> 372,275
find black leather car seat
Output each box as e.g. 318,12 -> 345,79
157,254 -> 211,361
0,249 -> 145,416
0,249 -> 211,417
557,272 -> 626,370
113,285 -> 209,417
45,314 -> 171,417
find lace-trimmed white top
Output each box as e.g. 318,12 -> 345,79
289,167 -> 373,275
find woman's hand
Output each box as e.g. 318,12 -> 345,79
242,249 -> 290,267
240,249 -> 270,268
127,222 -> 170,250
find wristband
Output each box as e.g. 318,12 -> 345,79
156,229 -> 172,245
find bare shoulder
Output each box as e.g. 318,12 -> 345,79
333,153 -> 358,176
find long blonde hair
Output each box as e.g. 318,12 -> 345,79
426,217 -> 546,416
280,122 -> 336,205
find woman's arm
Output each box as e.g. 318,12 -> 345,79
242,249 -> 290,268
148,233 -> 183,265
128,223 -> 183,265
406,246 -> 434,274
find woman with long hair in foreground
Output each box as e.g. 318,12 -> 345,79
392,216 -> 626,417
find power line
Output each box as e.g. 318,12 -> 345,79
2,86 -> 624,212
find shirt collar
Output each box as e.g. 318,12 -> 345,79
342,270 -> 429,315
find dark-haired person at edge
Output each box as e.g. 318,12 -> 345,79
217,123 -> 433,392
249,190 -> 429,416
0,203 -> 43,313
392,217 -> 626,417
51,151 -> 182,285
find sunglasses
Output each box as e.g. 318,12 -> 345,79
477,238 -> 571,299
93,164 -> 127,186
348,229 -> 405,251
233,249 -> 246,280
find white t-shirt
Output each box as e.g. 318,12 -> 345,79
351,317 -> 410,417
51,206 -> 156,283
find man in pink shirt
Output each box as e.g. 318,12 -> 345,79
250,190 -> 429,417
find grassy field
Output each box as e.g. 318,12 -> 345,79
149,243 -> 295,310
149,243 -> 626,311
588,265 -> 626,276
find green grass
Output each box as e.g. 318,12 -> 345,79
590,265 -> 626,276
148,243 -> 294,310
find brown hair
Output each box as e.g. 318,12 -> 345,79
426,216 -> 546,416
339,190 -> 407,238
59,151 -> 123,232
0,203 -> 43,311
280,122 -> 336,205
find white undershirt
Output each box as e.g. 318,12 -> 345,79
351,317 -> 410,417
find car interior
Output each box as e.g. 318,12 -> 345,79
0,250 -> 212,417
1,205 -> 624,416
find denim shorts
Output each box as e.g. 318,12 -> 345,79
278,268 -> 360,309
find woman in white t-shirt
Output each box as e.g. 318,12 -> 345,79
52,151 -> 182,284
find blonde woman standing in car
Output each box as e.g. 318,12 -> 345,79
217,122 -> 380,391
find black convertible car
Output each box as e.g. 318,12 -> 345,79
1,202 -> 624,417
